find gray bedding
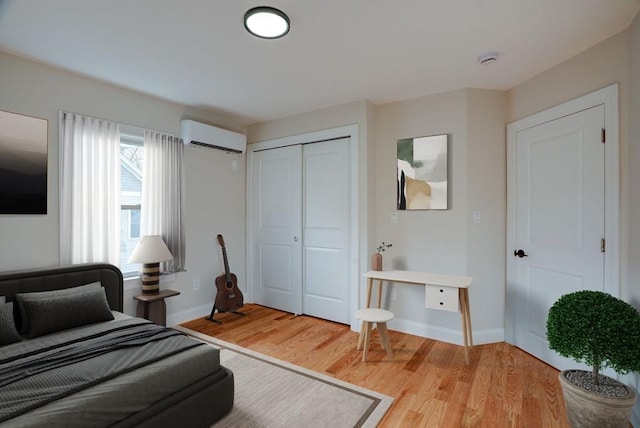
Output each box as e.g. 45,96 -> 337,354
0,314 -> 224,427
0,264 -> 234,427
1,319 -> 202,419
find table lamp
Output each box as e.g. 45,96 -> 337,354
128,235 -> 174,294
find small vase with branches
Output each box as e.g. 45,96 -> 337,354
371,242 -> 392,271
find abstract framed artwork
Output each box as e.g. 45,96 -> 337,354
397,134 -> 448,210
0,110 -> 48,214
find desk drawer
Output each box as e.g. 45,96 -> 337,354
425,285 -> 459,312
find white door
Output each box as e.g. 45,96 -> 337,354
511,105 -> 605,370
251,145 -> 303,314
250,138 -> 351,323
303,138 -> 350,324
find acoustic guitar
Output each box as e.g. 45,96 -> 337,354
214,234 -> 244,313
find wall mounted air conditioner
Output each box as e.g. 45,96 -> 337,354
180,120 -> 247,154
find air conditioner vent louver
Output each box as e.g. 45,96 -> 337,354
189,140 -> 243,154
180,120 -> 246,154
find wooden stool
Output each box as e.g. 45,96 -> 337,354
355,308 -> 394,362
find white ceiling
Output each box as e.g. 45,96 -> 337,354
1,0 -> 638,125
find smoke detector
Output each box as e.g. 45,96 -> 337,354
478,52 -> 499,65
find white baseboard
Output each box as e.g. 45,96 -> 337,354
167,303 -> 211,327
388,317 -> 504,346
169,306 -> 506,346
470,328 -> 505,345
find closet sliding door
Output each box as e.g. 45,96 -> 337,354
250,137 -> 351,324
302,138 -> 350,323
251,145 -> 303,315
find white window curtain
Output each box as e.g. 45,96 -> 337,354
141,131 -> 185,272
59,112 -> 121,265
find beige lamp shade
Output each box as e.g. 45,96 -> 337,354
128,236 -> 174,295
128,235 -> 173,264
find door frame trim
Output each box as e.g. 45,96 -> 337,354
246,124 -> 360,329
505,84 -> 619,343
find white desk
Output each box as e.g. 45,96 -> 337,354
364,270 -> 473,364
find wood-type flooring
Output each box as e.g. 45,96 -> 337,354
181,304 -> 569,427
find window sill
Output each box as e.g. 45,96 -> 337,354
123,276 -> 139,291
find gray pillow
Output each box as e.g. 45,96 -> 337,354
22,287 -> 114,338
0,302 -> 22,346
14,282 -> 102,334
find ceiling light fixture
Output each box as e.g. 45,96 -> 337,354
244,6 -> 290,39
478,52 -> 499,65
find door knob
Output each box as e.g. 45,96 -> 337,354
294,236 -> 299,242
514,249 -> 528,258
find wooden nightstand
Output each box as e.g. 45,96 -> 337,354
133,289 -> 180,326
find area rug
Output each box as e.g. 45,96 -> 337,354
173,326 -> 393,428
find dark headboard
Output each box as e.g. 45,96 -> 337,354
0,263 -> 123,312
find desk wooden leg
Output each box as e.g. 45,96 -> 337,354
377,280 -> 383,309
463,289 -> 473,346
366,278 -> 373,308
459,288 -> 473,364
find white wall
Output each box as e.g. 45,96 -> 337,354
246,21 -> 636,354
374,89 -> 506,344
0,51 -> 247,323
508,20 -> 639,425
508,28 -> 632,302
507,33 -> 631,307
375,91 -> 469,340
248,89 -> 507,345
466,89 -> 508,341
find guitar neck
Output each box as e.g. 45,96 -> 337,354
221,246 -> 232,282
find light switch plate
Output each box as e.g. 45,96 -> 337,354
391,212 -> 398,224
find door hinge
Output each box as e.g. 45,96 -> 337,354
601,238 -> 606,253
601,128 -> 606,143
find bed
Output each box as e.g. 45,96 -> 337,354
0,263 -> 234,427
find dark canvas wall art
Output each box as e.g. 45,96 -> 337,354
0,110 -> 48,214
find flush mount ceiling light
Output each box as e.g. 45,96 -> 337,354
244,6 -> 290,39
478,52 -> 499,65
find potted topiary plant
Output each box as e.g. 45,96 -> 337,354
546,290 -> 640,428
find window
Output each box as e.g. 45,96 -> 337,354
60,112 -> 184,275
129,208 -> 141,238
119,133 -> 144,277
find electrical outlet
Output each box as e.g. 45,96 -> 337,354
193,279 -> 200,291
390,288 -> 397,301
